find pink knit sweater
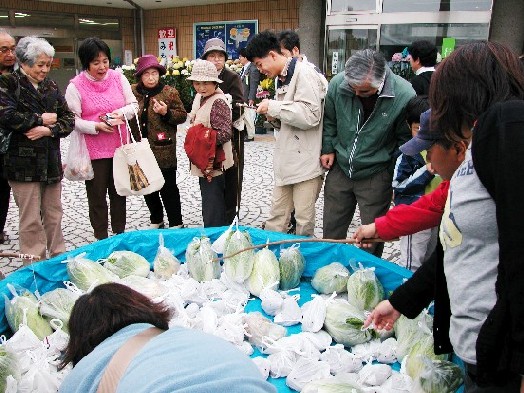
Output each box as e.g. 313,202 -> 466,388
70,69 -> 127,160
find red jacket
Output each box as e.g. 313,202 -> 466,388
375,180 -> 449,240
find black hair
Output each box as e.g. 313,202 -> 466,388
245,30 -> 281,61
278,30 -> 300,52
59,283 -> 171,369
406,95 -> 430,126
78,37 -> 111,70
430,41 -> 524,142
239,47 -> 247,57
408,40 -> 437,67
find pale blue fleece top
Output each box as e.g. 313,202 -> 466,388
59,323 -> 276,393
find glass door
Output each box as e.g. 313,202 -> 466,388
325,25 -> 378,78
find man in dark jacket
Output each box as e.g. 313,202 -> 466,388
238,47 -> 260,142
321,49 -> 415,257
201,38 -> 244,224
0,28 -> 16,245
408,40 -> 437,96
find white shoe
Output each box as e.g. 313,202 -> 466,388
149,222 -> 165,229
170,224 -> 186,229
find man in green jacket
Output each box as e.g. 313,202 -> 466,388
321,49 -> 415,257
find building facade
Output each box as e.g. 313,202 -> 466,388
1,0 -> 522,89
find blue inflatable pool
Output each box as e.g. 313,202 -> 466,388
0,226 -> 464,392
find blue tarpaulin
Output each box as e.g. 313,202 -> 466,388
0,226 -> 464,392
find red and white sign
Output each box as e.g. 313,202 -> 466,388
158,28 -> 177,60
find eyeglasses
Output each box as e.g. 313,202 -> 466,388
0,47 -> 15,55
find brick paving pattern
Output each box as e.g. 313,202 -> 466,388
0,122 -> 401,275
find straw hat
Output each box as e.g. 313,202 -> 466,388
201,38 -> 228,61
186,60 -> 223,83
134,55 -> 166,78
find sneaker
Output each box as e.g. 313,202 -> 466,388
149,222 -> 165,229
244,136 -> 255,142
170,224 -> 186,229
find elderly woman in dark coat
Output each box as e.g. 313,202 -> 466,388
0,36 -> 74,262
130,55 -> 187,228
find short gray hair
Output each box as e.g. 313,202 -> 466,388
0,28 -> 14,39
15,36 -> 55,66
344,49 -> 387,89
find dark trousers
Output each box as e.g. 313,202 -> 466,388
0,158 -> 10,233
199,174 -> 227,227
85,158 -> 126,240
323,163 -> 392,258
224,128 -> 244,224
144,167 -> 183,227
464,363 -> 521,392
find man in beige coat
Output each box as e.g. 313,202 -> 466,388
245,31 -> 325,236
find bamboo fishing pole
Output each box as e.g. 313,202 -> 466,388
215,237 -> 396,262
0,252 -> 40,261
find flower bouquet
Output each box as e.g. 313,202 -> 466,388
254,78 -> 275,132
388,48 -> 414,81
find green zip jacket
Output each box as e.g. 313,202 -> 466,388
322,68 -> 415,180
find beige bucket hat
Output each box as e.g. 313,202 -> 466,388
186,60 -> 223,83
201,38 -> 228,61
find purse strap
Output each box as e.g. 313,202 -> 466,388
96,327 -> 164,393
118,106 -> 141,147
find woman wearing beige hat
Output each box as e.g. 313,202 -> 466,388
201,37 -> 244,224
186,60 -> 233,227
129,55 -> 187,229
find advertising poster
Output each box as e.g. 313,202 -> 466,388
194,20 -> 258,60
158,28 -> 177,60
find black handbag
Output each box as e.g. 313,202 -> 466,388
0,74 -> 20,154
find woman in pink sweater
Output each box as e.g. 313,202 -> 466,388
65,37 -> 138,240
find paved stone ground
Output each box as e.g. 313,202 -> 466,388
0,122 -> 400,275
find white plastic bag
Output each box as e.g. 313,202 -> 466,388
358,363 -> 392,386
64,131 -> 94,181
252,356 -> 271,380
301,295 -> 327,333
259,287 -> 284,317
320,344 -> 363,374
153,234 -> 181,280
273,296 -> 302,327
285,357 -> 331,391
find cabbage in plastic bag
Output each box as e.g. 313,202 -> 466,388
120,275 -> 167,299
413,356 -> 464,393
279,244 -> 305,290
0,347 -> 21,393
154,234 -> 181,280
38,288 -> 79,333
311,262 -> 350,294
67,253 -> 118,291
105,250 -> 151,278
395,311 -> 434,362
301,374 -> 365,393
244,312 -> 287,352
185,237 -> 220,282
346,264 -> 384,311
246,247 -> 280,297
4,286 -> 53,340
405,334 -> 448,379
323,299 -> 372,346
223,230 -> 255,283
